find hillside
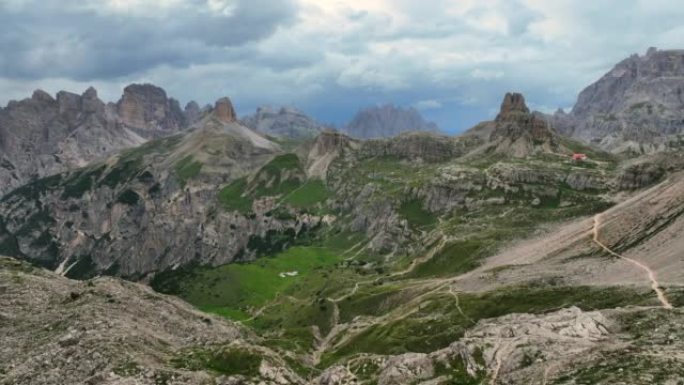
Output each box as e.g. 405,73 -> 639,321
1,91 -> 682,384
0,257 -> 303,385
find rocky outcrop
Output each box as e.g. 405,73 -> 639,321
242,106 -> 326,139
469,93 -> 565,158
343,104 -> 440,139
615,161 -> 665,190
117,83 -> 187,136
315,307 -> 628,385
358,132 -> 479,163
305,130 -> 359,179
553,47 -> 684,153
0,257 -> 302,385
214,97 -> 237,123
184,101 -> 207,126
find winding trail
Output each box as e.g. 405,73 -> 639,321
489,341 -> 514,385
592,214 -> 673,310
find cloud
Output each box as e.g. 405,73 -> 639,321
413,100 -> 443,110
0,0 -> 297,80
1,0 -> 684,133
471,69 -> 505,81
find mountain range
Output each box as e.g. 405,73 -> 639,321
2,49 -> 684,385
342,104 -> 440,139
552,47 -> 684,154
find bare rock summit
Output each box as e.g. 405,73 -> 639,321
214,97 -> 237,123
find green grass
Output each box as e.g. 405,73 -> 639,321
218,177 -> 252,213
398,199 -> 437,229
152,246 -> 344,318
174,155 -> 203,185
282,180 -> 330,208
262,153 -> 302,174
217,154 -> 310,213
407,239 -> 490,278
252,154 -> 305,198
171,346 -> 263,377
337,285 -> 425,323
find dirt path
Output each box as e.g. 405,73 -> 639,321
592,214 -> 673,310
489,340 -> 514,385
449,285 -> 475,326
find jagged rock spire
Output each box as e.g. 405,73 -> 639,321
214,97 -> 237,123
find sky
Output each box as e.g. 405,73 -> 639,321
1,0 -> 683,133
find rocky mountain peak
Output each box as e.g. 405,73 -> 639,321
214,97 -> 237,123
31,89 -> 55,103
82,86 -> 98,99
496,92 -> 530,121
0,83 -> 197,196
473,92 -> 563,158
343,104 -> 439,139
183,101 -> 205,126
552,47 -> 684,153
242,105 -> 326,139
117,83 -> 186,135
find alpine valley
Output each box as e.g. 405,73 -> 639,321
2,49 -> 684,385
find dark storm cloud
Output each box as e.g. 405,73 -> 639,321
0,0 -> 297,80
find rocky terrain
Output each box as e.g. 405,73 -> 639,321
552,47 -> 684,154
0,257 -> 303,385
0,92 -> 624,279
0,83 -> 205,196
242,106 -> 327,139
343,104 -> 440,139
2,79 -> 684,384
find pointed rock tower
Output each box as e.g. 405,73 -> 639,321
214,97 -> 237,123
486,92 -> 563,158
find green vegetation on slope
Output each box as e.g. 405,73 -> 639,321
172,345 -> 262,377
322,284 -> 656,366
218,177 -> 252,213
152,246 -> 345,320
407,239 -> 489,278
217,153 -> 317,214
398,199 -> 437,229
174,155 -> 203,185
282,180 -> 330,209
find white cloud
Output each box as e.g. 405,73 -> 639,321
471,69 -> 505,80
414,99 -> 443,110
1,0 -> 682,132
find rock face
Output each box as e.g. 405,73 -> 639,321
0,107 -> 334,279
0,257 -> 302,385
214,97 -> 237,123
554,47 -> 684,153
0,84 -> 200,197
117,83 -> 188,136
184,101 -> 208,126
395,307 -> 612,385
359,132 -> 478,163
242,106 -> 326,139
343,104 -> 440,139
0,88 -> 146,197
305,130 -> 359,179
